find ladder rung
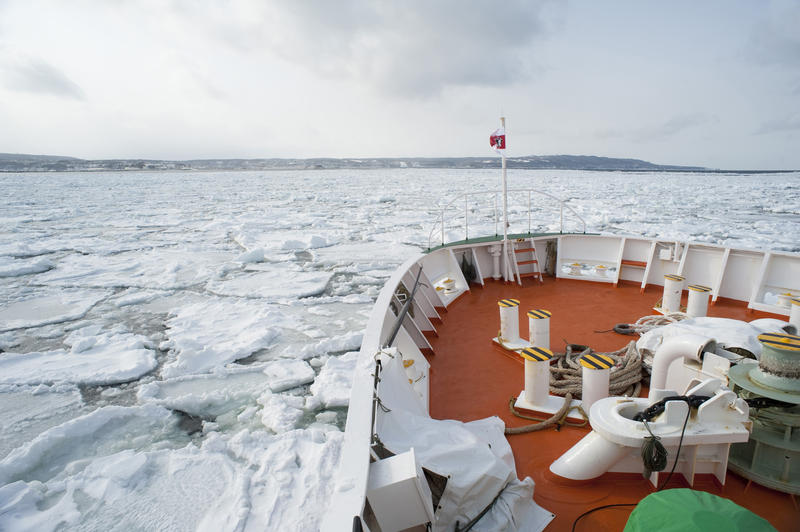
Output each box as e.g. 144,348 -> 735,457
520,272 -> 541,278
514,248 -> 535,253
517,260 -> 538,265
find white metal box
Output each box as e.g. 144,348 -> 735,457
366,448 -> 435,531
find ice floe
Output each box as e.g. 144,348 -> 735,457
159,298 -> 286,378
0,289 -> 109,332
224,428 -> 344,531
35,249 -> 233,290
137,366 -> 273,418
206,267 -> 333,300
0,404 -> 184,486
137,360 -> 314,422
258,391 -> 305,433
0,444 -> 249,532
0,327 -> 157,385
309,351 -> 359,408
0,385 -> 89,461
0,256 -> 54,277
292,330 -> 364,360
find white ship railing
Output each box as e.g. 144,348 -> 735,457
427,188 -> 587,249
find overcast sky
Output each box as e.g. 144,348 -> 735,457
1,1 -> 798,169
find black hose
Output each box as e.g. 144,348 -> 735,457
613,323 -> 636,335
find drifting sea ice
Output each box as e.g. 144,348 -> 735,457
0,168 -> 797,530
0,289 -> 110,333
0,256 -> 54,277
0,385 -> 89,461
308,351 -> 359,408
34,249 -> 234,291
0,444 -> 250,532
137,366 -> 279,419
0,327 -> 157,385
205,266 -> 333,300
159,297 -> 286,378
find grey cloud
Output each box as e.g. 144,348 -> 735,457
211,1 -> 550,98
747,2 -> 800,69
2,56 -> 85,100
596,114 -> 716,142
755,115 -> 800,135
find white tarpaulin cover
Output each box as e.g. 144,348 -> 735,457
375,355 -> 554,531
637,317 -> 794,360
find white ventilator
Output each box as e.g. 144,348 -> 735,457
661,274 -> 685,312
686,284 -> 712,318
580,353 -> 613,414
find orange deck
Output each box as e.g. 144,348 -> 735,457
426,277 -> 800,532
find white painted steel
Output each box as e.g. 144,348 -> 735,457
581,366 -> 610,414
427,188 -> 587,249
791,298 -> 800,330
553,379 -> 749,485
649,334 -> 716,402
366,449 -> 435,531
549,430 -> 628,480
524,359 -> 550,405
529,316 -> 550,350
662,275 -> 684,313
687,287 -> 710,318
489,244 -> 502,280
499,304 -> 520,342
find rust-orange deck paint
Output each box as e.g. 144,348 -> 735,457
426,277 -> 799,531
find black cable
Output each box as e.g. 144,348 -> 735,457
640,420 -> 668,477
656,403 -> 692,491
571,503 -> 637,532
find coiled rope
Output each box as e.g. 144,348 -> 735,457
550,341 -> 644,398
505,341 -> 645,433
612,311 -> 688,336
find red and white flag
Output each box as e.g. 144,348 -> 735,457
489,127 -> 506,153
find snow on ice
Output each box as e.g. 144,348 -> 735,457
0,327 -> 157,385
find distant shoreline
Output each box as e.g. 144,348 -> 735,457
0,153 -> 795,174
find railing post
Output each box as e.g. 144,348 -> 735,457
494,192 -> 497,236
441,210 -> 445,245
528,190 -> 531,235
465,195 -> 469,241
560,203 -> 564,234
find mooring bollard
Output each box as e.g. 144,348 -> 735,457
580,353 -> 614,414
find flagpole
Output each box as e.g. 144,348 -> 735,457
501,116 -> 509,281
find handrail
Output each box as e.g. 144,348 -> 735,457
427,188 -> 587,249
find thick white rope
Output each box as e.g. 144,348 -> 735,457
550,341 -> 643,398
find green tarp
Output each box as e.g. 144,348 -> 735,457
624,489 -> 777,532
